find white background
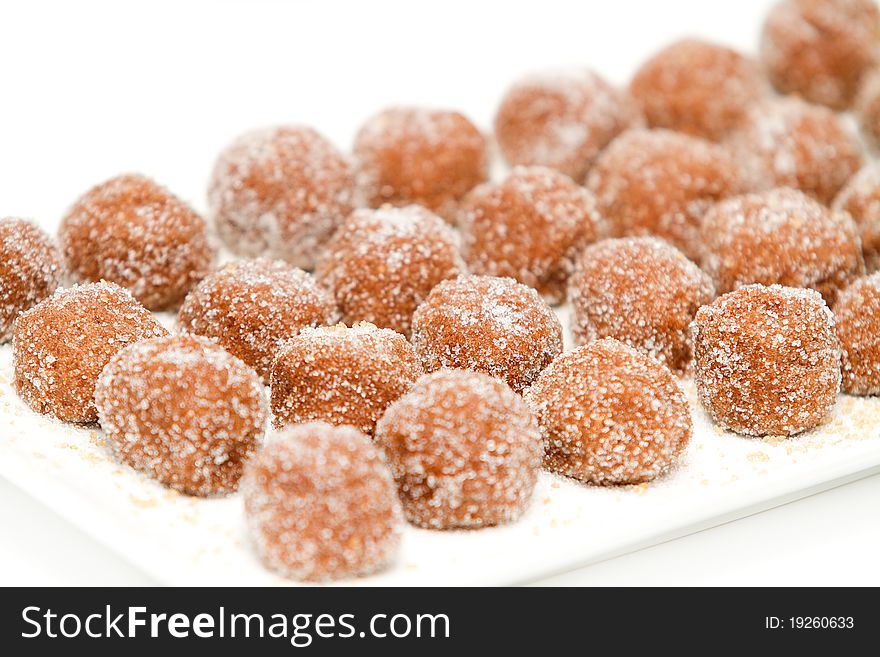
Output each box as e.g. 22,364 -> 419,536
1,0 -> 878,585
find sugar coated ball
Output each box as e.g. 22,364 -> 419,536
587,128 -> 742,260
569,237 -> 714,373
691,284 -> 840,437
459,166 -> 601,303
524,337 -> 692,485
856,68 -> 880,150
834,163 -> 880,273
177,259 -> 337,382
375,369 -> 542,529
208,126 -> 355,269
316,205 -> 464,337
13,281 -> 167,423
95,335 -> 266,496
630,38 -> 766,141
271,322 -> 423,435
242,422 -> 402,581
354,107 -> 488,220
701,187 -> 865,306
834,273 -> 880,395
494,69 -> 643,182
0,218 -> 62,343
411,275 -> 563,392
761,0 -> 880,110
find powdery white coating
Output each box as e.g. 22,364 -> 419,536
375,369 -> 542,529
13,281 -> 167,423
727,98 -> 863,205
855,67 -> 880,150
691,284 -> 841,437
411,275 -> 563,393
270,322 -> 423,435
59,174 -> 216,311
0,218 -> 63,343
834,162 -> 880,272
241,422 -> 403,582
95,335 -> 267,496
315,205 -> 465,337
208,126 -> 356,270
494,69 -> 643,183
834,272 -> 880,395
459,166 -> 601,304
569,237 -> 715,373
177,259 -> 338,383
523,337 -> 692,485
586,128 -> 742,261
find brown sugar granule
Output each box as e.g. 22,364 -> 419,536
855,68 -> 880,150
270,322 -> 423,435
834,272 -> 880,395
95,335 -> 267,496
208,126 -> 355,269
701,187 -> 865,306
0,218 -> 63,343
568,237 -> 714,373
411,275 -> 563,393
316,205 -> 464,337
59,174 -> 215,311
459,166 -> 601,304
833,162 -> 880,272
13,281 -> 167,423
241,422 -> 402,581
494,69 -> 643,182
177,259 -> 337,382
375,369 -> 542,530
524,337 -> 692,485
691,284 -> 840,437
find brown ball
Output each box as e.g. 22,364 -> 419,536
0,218 -> 63,343
177,259 -> 337,382
411,275 -> 563,393
760,0 -> 880,110
855,68 -> 880,150
375,369 -> 542,529
59,174 -> 215,311
95,335 -> 267,496
727,98 -> 863,205
494,69 -> 643,182
316,205 -> 464,337
630,38 -> 766,141
692,284 -> 840,437
701,187 -> 865,306
13,281 -> 168,423
353,107 -> 488,220
242,422 -> 402,581
834,163 -> 880,272
270,322 -> 423,435
459,166 -> 601,304
524,337 -> 692,485
569,237 -> 715,373
587,128 -> 742,261
834,272 -> 880,395
208,126 -> 355,269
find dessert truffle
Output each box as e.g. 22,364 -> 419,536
494,69 -> 643,182
208,126 -> 355,269
177,259 -> 337,382
411,275 -> 563,393
834,272 -> 880,395
375,369 -> 542,529
59,174 -> 215,310
701,187 -> 865,306
95,335 -> 267,496
316,205 -> 464,337
586,128 -> 742,260
569,237 -> 715,373
270,323 -> 423,435
0,218 -> 63,343
459,166 -> 601,303
353,107 -> 488,220
630,38 -> 765,141
242,422 -> 402,581
834,163 -> 880,272
855,68 -> 880,150
524,337 -> 692,485
13,282 -> 167,423
691,284 -> 840,437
